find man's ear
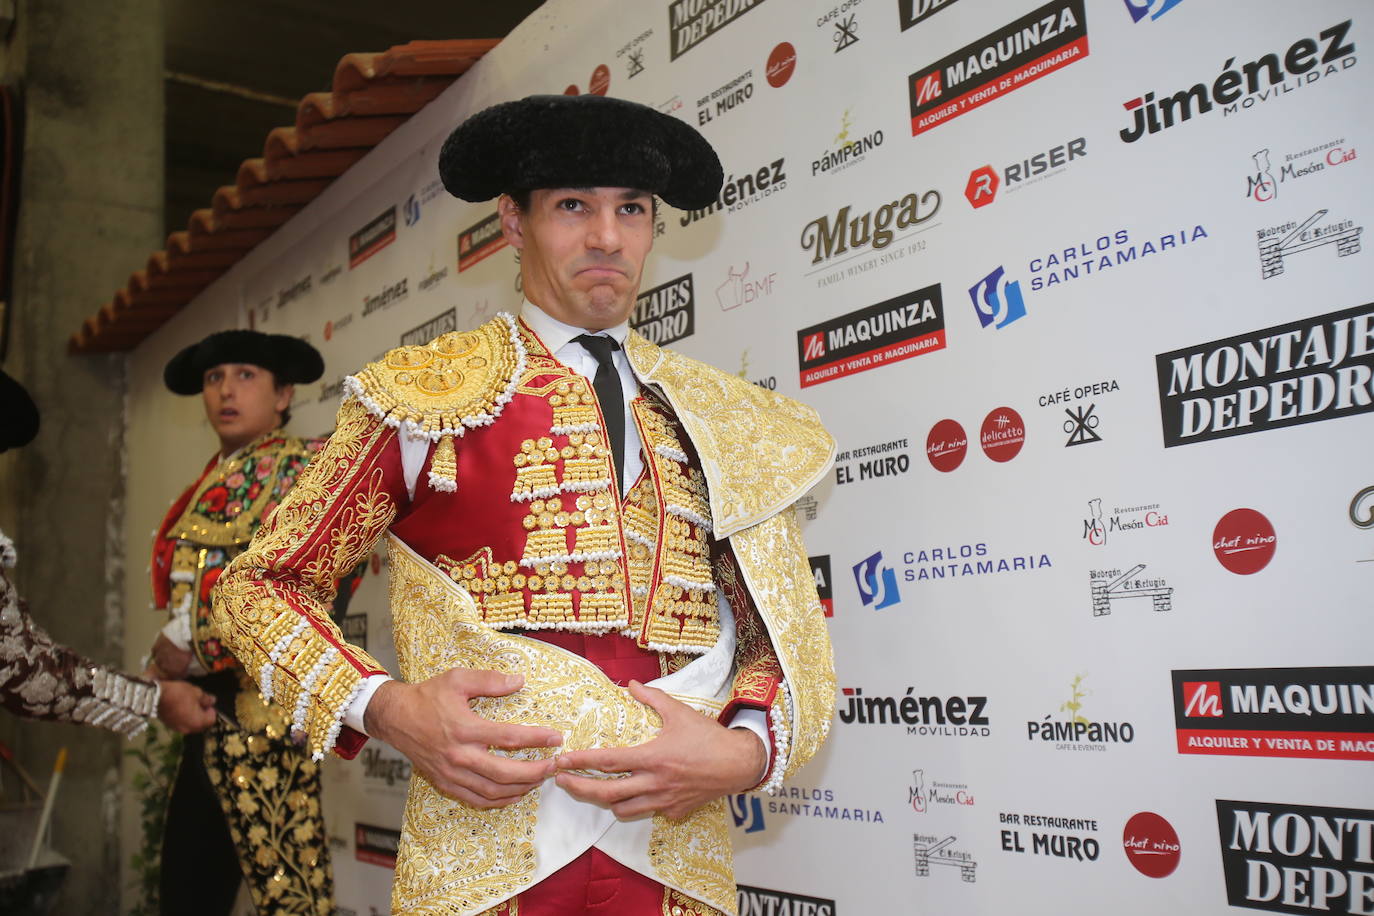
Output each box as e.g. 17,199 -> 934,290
274,383 -> 294,415
498,194 -> 525,250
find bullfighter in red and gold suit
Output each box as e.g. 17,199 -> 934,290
213,94 -> 836,916
149,331 -> 339,916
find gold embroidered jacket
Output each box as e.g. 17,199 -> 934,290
210,314 -> 836,895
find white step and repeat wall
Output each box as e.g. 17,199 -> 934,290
123,1 -> 1372,913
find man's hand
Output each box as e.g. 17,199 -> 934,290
150,633 -> 193,679
156,679 -> 216,734
554,680 -> 767,821
364,669 -> 563,809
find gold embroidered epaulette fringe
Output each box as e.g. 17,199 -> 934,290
344,313 -> 526,492
625,334 -> 835,538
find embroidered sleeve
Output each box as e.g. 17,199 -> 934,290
0,568 -> 159,737
712,546 -> 786,790
211,396 -> 405,760
720,510 -> 836,794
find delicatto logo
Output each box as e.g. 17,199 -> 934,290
1216,800 -> 1374,915
1119,20 -> 1355,144
1172,666 -> 1374,761
796,284 -> 945,388
1154,302 -> 1374,447
908,0 -> 1089,137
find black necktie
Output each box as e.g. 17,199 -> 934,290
574,334 -> 625,489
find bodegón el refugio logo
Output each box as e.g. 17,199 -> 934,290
1155,302 -> 1374,447
908,0 -> 1089,137
1173,666 -> 1374,761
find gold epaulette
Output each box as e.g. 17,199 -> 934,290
343,313 -> 526,491
626,333 -> 835,538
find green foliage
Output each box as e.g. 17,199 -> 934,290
124,725 -> 181,916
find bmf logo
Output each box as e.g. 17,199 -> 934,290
730,794 -> 765,833
853,551 -> 901,610
1182,681 -> 1224,717
1122,0 -> 1184,23
969,266 -> 1026,330
403,194 -> 421,227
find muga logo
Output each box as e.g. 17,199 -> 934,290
799,189 -> 940,266
852,551 -> 900,610
796,284 -> 945,387
907,0 -> 1089,136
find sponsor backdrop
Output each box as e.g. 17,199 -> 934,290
120,1 -> 1371,913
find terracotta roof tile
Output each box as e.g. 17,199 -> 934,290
70,38 -> 499,354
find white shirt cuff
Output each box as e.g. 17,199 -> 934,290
728,707 -> 772,781
343,674 -> 393,734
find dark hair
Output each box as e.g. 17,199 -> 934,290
269,370 -> 293,428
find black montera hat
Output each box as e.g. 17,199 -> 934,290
163,330 -> 324,395
438,94 -> 724,210
0,369 -> 39,453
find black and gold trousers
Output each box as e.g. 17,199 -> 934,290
161,672 -> 333,916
